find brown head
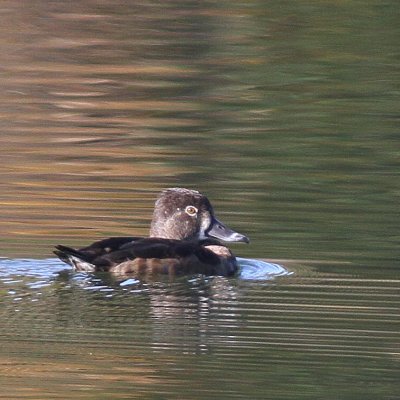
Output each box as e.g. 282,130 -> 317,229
149,188 -> 249,243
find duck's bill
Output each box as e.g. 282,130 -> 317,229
207,218 -> 250,243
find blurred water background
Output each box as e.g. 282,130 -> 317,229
0,1 -> 399,399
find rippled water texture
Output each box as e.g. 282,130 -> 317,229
0,257 -> 398,399
0,0 -> 399,399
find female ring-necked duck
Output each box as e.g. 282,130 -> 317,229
54,187 -> 249,277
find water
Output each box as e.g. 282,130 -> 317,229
0,0 -> 399,398
0,258 -> 398,399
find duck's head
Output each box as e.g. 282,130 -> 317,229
150,188 -> 249,244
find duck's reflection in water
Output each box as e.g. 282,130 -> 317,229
1,257 -> 287,356
141,276 -> 240,354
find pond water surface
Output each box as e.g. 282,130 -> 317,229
0,1 -> 399,399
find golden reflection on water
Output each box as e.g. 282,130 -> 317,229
1,0 -> 397,267
1,0 -> 220,258
0,343 -> 160,398
1,44 -> 203,256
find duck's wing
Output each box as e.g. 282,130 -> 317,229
54,237 -> 222,273
89,238 -> 222,269
54,236 -> 140,270
110,241 -> 237,277
78,236 -> 141,257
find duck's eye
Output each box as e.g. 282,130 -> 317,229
185,205 -> 198,216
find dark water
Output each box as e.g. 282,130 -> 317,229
0,1 -> 399,398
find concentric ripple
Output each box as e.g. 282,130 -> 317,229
237,257 -> 291,280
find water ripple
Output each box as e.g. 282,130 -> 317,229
0,257 -> 65,279
0,257 -> 291,290
237,258 -> 291,280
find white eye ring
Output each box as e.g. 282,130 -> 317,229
185,205 -> 198,216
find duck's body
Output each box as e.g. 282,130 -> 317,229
54,188 -> 249,277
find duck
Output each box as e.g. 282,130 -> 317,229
54,187 -> 249,277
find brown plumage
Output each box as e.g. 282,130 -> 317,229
54,188 -> 249,277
